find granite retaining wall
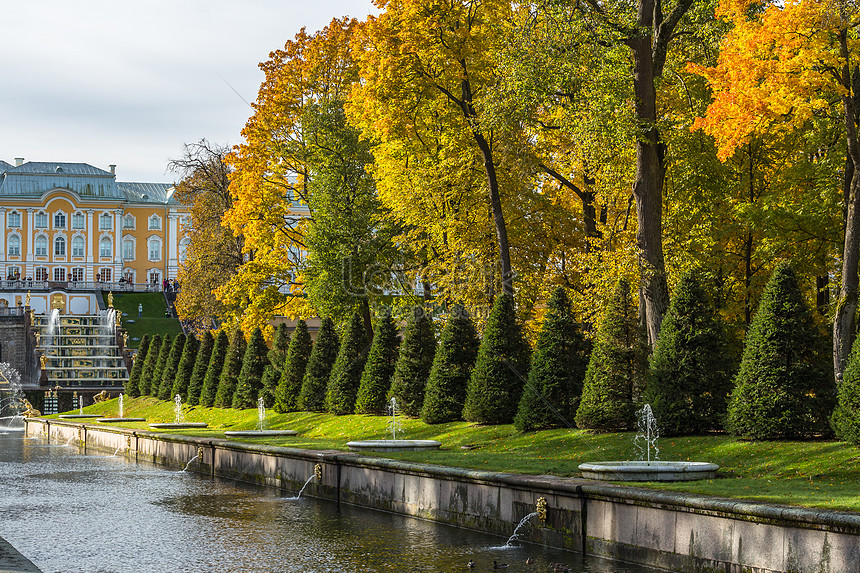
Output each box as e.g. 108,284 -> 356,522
26,418 -> 860,573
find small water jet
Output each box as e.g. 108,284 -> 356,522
182,446 -> 204,472
149,395 -> 208,429
97,394 -> 146,423
579,404 -> 719,482
347,398 -> 441,452
224,397 -> 297,438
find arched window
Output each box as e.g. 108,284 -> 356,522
148,215 -> 161,230
34,235 -> 48,257
72,236 -> 85,257
35,211 -> 48,228
54,236 -> 66,257
7,236 -> 20,256
72,212 -> 85,229
99,236 -> 112,258
7,211 -> 21,228
54,211 -> 66,229
123,214 -> 135,229
123,237 -> 135,260
99,212 -> 112,230
148,237 -> 162,261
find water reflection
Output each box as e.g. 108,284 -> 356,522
0,435 -> 656,573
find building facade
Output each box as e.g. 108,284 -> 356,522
0,158 -> 189,293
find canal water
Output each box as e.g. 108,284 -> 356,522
0,434 -> 657,573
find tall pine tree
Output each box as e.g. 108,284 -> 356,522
232,327 -> 270,409
575,279 -> 646,431
515,287 -> 589,431
389,307 -> 436,417
187,331 -> 214,406
199,330 -> 229,407
275,320 -> 313,413
356,310 -> 400,415
259,323 -> 291,407
215,329 -> 246,408
149,334 -> 172,398
463,294 -> 531,424
125,334 -> 150,397
727,263 -> 834,439
297,317 -> 339,412
421,304 -> 479,424
171,334 -> 199,401
326,310 -> 371,415
138,334 -> 162,397
157,333 -> 186,401
646,271 -> 733,435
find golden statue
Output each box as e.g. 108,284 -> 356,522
107,291 -> 114,308
93,390 -> 110,403
21,399 -> 41,418
115,310 -> 122,327
122,332 -> 128,345
39,355 -> 48,369
51,293 -> 65,311
34,331 -> 41,345
25,291 -> 31,307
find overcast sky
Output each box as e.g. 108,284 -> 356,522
0,0 -> 377,183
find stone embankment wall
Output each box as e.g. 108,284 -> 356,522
27,419 -> 860,573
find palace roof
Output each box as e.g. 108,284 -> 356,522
0,160 -> 177,205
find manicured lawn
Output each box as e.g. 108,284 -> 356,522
69,396 -> 860,513
109,292 -> 182,347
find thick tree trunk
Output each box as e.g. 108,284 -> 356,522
473,131 -> 514,296
628,6 -> 670,349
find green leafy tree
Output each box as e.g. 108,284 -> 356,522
125,334 -> 150,397
137,335 -> 162,396
576,279 -> 646,431
199,330 -> 229,407
158,334 -> 186,401
389,307 -> 437,417
832,335 -> 860,444
297,318 -> 339,412
515,287 -> 589,431
171,334 -> 199,401
149,334 -> 172,398
356,310 -> 400,415
421,304 -> 479,424
232,327 -> 271,409
326,310 -> 371,415
187,331 -> 214,406
727,263 -> 834,439
215,329 -> 246,408
463,294 -> 531,424
275,320 -> 313,413
646,271 -> 734,436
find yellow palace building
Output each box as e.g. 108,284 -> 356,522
0,158 -> 189,313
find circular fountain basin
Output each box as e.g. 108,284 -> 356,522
578,461 -> 719,482
58,414 -> 101,419
224,430 -> 297,438
97,418 -> 146,423
148,422 -> 208,429
346,439 -> 442,452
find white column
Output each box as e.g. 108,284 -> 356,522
0,209 -> 6,263
114,210 -> 122,281
26,209 -> 34,262
168,212 -> 179,278
86,210 -> 94,280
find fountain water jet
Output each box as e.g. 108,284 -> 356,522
97,394 -> 146,423
347,398 -> 441,452
149,395 -> 208,429
224,396 -> 297,438
182,446 -> 204,472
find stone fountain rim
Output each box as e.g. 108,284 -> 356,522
346,439 -> 442,452
58,414 -> 101,419
224,430 -> 298,437
96,417 -> 146,423
148,422 -> 209,429
578,460 -> 720,482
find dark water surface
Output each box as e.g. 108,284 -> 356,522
0,434 -> 658,573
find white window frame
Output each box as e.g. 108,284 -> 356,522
72,212 -> 85,229
53,267 -> 66,282
71,267 -> 85,282
147,236 -> 162,261
99,212 -> 112,230
148,214 -> 162,230
123,237 -> 135,261
99,236 -> 112,258
71,235 -> 85,258
7,235 -> 21,256
35,267 -> 48,282
54,236 -> 66,257
34,211 -> 48,229
123,214 -> 135,229
53,211 -> 66,229
7,211 -> 21,228
34,235 -> 48,257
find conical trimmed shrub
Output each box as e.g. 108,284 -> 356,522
463,294 -> 531,424
171,334 -> 199,401
389,307 -> 436,417
575,278 -> 646,431
515,287 -> 589,431
275,320 -> 313,413
269,323 -> 291,370
646,271 -> 734,436
215,329 -> 246,408
421,304 -> 479,424
157,333 -> 186,401
232,327 -> 270,409
727,263 -> 834,440
326,310 -> 371,415
150,334 -> 172,398
125,334 -> 150,397
356,311 -> 400,415
832,335 -> 860,444
199,330 -> 229,407
187,331 -> 214,406
137,334 -> 162,396
297,318 -> 339,412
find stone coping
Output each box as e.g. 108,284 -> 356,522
26,417 -> 860,533
96,418 -> 146,423
57,414 -> 100,419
